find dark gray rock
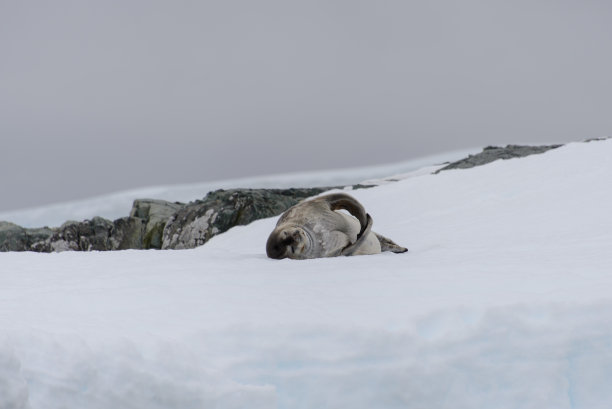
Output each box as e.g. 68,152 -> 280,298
130,199 -> 185,249
0,222 -> 54,251
110,217 -> 147,250
584,136 -> 611,143
0,222 -> 28,251
162,188 -> 335,249
25,227 -> 56,251
39,217 -> 115,252
29,216 -> 148,252
434,144 -> 562,173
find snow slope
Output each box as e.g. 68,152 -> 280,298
1,140 -> 612,409
0,149 -> 474,228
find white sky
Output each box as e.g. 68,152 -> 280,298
1,0 -> 611,212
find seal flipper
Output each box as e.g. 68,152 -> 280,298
320,194 -> 381,256
341,213 -> 373,256
375,233 -> 408,253
321,193 -> 368,238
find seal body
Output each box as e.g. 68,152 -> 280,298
266,193 -> 407,260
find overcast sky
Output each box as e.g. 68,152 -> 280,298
1,0 -> 611,212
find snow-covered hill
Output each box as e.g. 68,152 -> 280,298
0,149 -> 474,228
1,140 -> 612,409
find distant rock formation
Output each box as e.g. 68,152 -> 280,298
434,144 -> 562,173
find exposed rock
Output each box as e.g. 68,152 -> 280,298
26,227 -> 55,246
584,136 -> 611,143
434,144 -> 562,173
0,222 -> 54,251
0,187 -> 345,252
0,222 -> 27,251
162,188 -> 335,250
110,217 -> 147,250
130,199 -> 185,249
29,216 -> 147,252
33,217 -> 115,252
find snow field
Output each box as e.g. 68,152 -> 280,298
1,140 -> 612,408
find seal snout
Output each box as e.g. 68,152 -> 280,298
266,230 -> 287,259
266,227 -> 305,260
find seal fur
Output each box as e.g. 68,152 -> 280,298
266,193 -> 407,259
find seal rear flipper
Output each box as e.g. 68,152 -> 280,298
340,213 -> 373,256
375,233 -> 408,253
321,193 -> 368,238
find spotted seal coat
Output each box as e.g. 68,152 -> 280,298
266,193 -> 407,259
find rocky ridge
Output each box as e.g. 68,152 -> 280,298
434,144 -> 562,173
1,188 -> 338,252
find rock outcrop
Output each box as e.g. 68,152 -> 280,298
0,222 -> 54,252
162,187 -> 334,250
28,217 -> 147,252
129,199 -> 185,249
435,144 -> 562,173
1,187 -> 339,252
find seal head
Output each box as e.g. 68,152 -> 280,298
266,225 -> 312,259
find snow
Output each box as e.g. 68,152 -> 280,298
0,149 -> 475,228
1,140 -> 612,408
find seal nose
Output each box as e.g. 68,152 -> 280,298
266,230 -> 288,259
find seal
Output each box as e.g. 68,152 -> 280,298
266,193 -> 407,259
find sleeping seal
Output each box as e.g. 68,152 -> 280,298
266,193 -> 407,260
